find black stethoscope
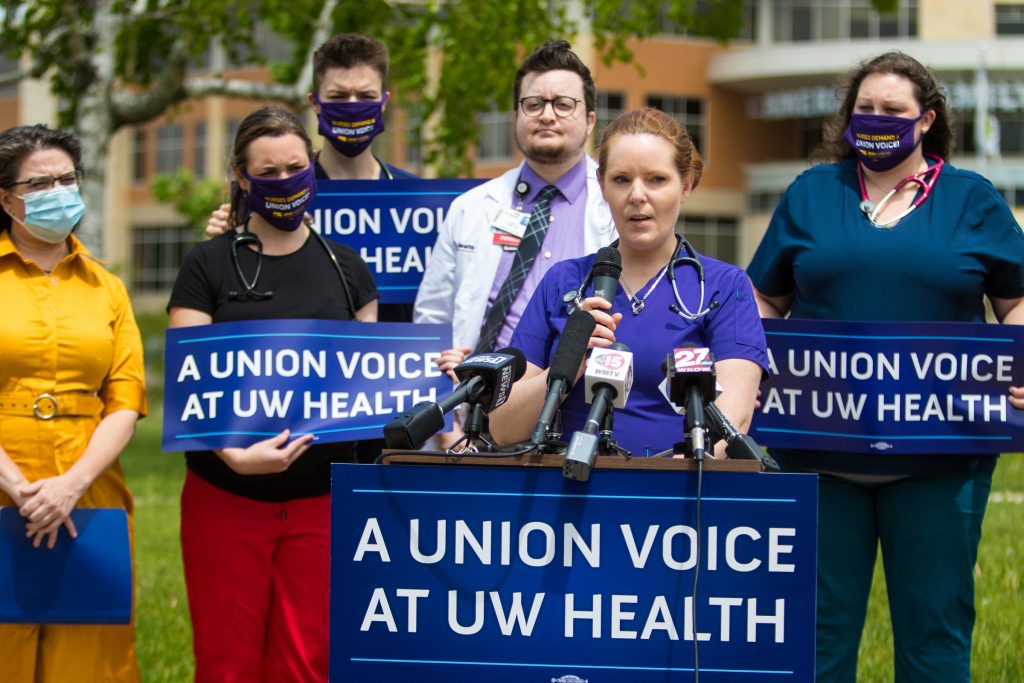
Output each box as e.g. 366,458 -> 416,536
229,218 -> 356,315
857,153 -> 944,228
562,235 -> 718,320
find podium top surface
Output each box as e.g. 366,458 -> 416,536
380,451 -> 764,472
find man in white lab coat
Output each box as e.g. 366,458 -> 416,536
414,40 -> 615,377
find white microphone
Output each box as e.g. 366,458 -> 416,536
564,344 -> 633,481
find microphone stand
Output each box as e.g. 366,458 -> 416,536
597,405 -> 630,458
534,412 -> 567,455
703,401 -> 780,472
448,402 -> 497,454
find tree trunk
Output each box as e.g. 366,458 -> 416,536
75,90 -> 113,257
73,0 -> 118,257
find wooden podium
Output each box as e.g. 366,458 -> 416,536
381,450 -> 764,472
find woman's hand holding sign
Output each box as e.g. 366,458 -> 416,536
215,429 -> 314,475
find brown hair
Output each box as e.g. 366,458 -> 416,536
229,106 -> 315,227
513,39 -> 596,114
817,50 -> 954,162
0,124 -> 82,233
597,107 -> 703,190
312,33 -> 389,95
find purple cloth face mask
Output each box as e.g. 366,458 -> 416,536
313,94 -> 388,158
844,112 -> 924,171
243,164 -> 317,232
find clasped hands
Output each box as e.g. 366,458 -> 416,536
14,472 -> 88,550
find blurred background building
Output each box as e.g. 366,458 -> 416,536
2,0 -> 1023,308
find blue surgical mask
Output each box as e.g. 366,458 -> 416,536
10,185 -> 86,243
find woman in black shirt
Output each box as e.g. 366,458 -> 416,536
168,106 -> 377,683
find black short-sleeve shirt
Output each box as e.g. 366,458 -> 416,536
168,229 -> 379,501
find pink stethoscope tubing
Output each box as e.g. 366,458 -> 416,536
857,153 -> 944,228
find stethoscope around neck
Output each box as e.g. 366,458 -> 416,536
857,153 -> 944,228
228,215 -> 356,315
563,234 -> 718,320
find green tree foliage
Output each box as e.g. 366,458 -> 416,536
151,169 -> 226,239
261,0 -> 754,176
1,0 -> 900,248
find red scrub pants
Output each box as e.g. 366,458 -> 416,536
181,471 -> 330,683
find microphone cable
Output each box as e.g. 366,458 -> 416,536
373,442 -> 540,465
690,454 -> 704,683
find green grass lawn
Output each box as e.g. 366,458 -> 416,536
122,412 -> 1023,682
122,411 -> 192,682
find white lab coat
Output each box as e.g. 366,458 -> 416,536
414,157 -> 617,351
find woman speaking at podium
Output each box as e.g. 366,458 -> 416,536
747,52 -> 1024,683
490,108 -> 767,457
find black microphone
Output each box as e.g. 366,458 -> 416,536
703,402 -> 780,472
564,343 -> 633,481
531,310 -> 596,447
664,346 -> 717,460
591,246 -> 622,304
383,348 -> 527,450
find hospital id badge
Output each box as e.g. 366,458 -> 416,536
491,208 -> 530,238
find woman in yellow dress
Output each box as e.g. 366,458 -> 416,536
0,124 -> 147,682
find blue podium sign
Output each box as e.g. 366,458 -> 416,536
330,464 -> 818,682
163,319 -> 452,451
311,179 -> 484,304
751,319 -> 1024,454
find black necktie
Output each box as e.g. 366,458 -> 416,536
475,184 -> 559,353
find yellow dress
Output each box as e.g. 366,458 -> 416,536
0,231 -> 147,683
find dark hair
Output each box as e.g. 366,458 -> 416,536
513,39 -> 596,114
229,106 -> 315,227
597,108 -> 704,191
312,33 -> 389,95
0,124 -> 82,233
817,50 -> 954,162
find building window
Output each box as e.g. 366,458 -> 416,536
999,112 -> 1024,155
987,183 -> 1024,209
131,226 -> 195,293
132,128 -> 148,183
227,22 -> 292,67
404,103 -> 425,167
772,0 -> 918,43
193,122 -> 207,177
749,191 -> 784,214
678,215 -> 739,265
156,124 -> 184,174
224,118 -> 240,173
252,22 -> 293,64
595,91 -> 626,146
996,5 -> 1024,35
0,55 -> 18,96
476,108 -> 514,163
955,114 -> 976,154
801,118 -> 827,159
656,0 -> 757,40
647,94 -> 705,155
956,111 -> 1024,157
1013,187 -> 1024,208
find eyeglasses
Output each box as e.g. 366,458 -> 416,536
9,170 -> 84,193
518,96 -> 581,118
